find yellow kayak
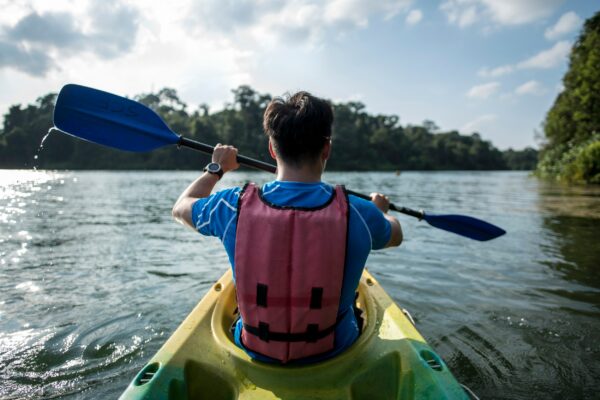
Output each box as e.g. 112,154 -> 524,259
120,269 -> 470,399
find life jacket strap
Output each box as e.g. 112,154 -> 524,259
243,321 -> 337,343
243,308 -> 349,343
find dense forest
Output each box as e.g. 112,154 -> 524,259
0,86 -> 537,171
536,11 -> 600,184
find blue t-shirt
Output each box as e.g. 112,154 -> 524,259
191,180 -> 391,363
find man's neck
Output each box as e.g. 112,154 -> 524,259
275,161 -> 323,183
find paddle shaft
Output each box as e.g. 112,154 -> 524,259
178,136 -> 423,219
179,137 -> 277,173
345,190 -> 424,219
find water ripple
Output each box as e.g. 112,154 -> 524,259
1,170 -> 599,399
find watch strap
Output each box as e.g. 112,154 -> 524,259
204,163 -> 224,179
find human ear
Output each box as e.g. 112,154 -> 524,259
268,139 -> 277,160
322,140 -> 331,161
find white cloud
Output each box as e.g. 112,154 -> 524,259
478,40 -> 571,79
0,0 -> 416,77
515,80 -> 545,95
187,0 -> 413,47
517,40 -> 571,69
461,114 -> 497,133
333,92 -> 364,103
440,1 -> 478,28
405,9 -> 422,25
481,0 -> 563,25
545,11 -> 582,40
478,65 -> 513,78
0,0 -> 263,113
467,82 -> 500,99
440,0 -> 564,28
325,0 -> 410,25
0,0 -> 140,76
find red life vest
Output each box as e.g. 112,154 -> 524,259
234,183 -> 349,363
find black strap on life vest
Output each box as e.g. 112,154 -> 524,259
245,284 -> 336,342
254,284 -> 322,309
243,321 -> 338,343
243,307 -> 349,343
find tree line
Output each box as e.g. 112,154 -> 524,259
0,86 -> 537,171
536,11 -> 600,184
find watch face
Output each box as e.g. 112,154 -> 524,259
207,163 -> 221,172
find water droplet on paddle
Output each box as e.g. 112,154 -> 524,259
41,127 -> 58,148
33,128 -> 57,170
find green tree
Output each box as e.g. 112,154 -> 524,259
502,148 -> 538,170
537,11 -> 600,183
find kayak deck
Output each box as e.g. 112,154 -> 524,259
120,269 -> 468,399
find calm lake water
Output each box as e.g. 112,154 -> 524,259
1,170 -> 599,399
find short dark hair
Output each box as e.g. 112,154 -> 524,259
263,91 -> 334,165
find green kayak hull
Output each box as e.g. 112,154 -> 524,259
120,269 -> 469,399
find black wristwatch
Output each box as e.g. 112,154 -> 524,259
204,162 -> 224,180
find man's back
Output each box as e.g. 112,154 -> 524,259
192,180 -> 391,363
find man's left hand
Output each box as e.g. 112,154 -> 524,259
213,143 -> 240,173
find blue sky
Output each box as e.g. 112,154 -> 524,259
0,1 -> 598,150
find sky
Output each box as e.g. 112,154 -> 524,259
0,1 -> 598,150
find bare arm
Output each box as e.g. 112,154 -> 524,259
172,144 -> 240,229
370,193 -> 403,248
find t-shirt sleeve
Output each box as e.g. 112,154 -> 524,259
191,187 -> 240,239
349,195 -> 392,250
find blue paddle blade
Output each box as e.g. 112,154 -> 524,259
423,213 -> 506,241
53,84 -> 180,152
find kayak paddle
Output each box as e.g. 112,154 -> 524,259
344,190 -> 505,242
53,84 -> 506,241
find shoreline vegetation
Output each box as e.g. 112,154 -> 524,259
535,11 -> 600,184
0,88 -> 536,172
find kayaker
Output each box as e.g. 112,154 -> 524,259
172,91 -> 402,364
